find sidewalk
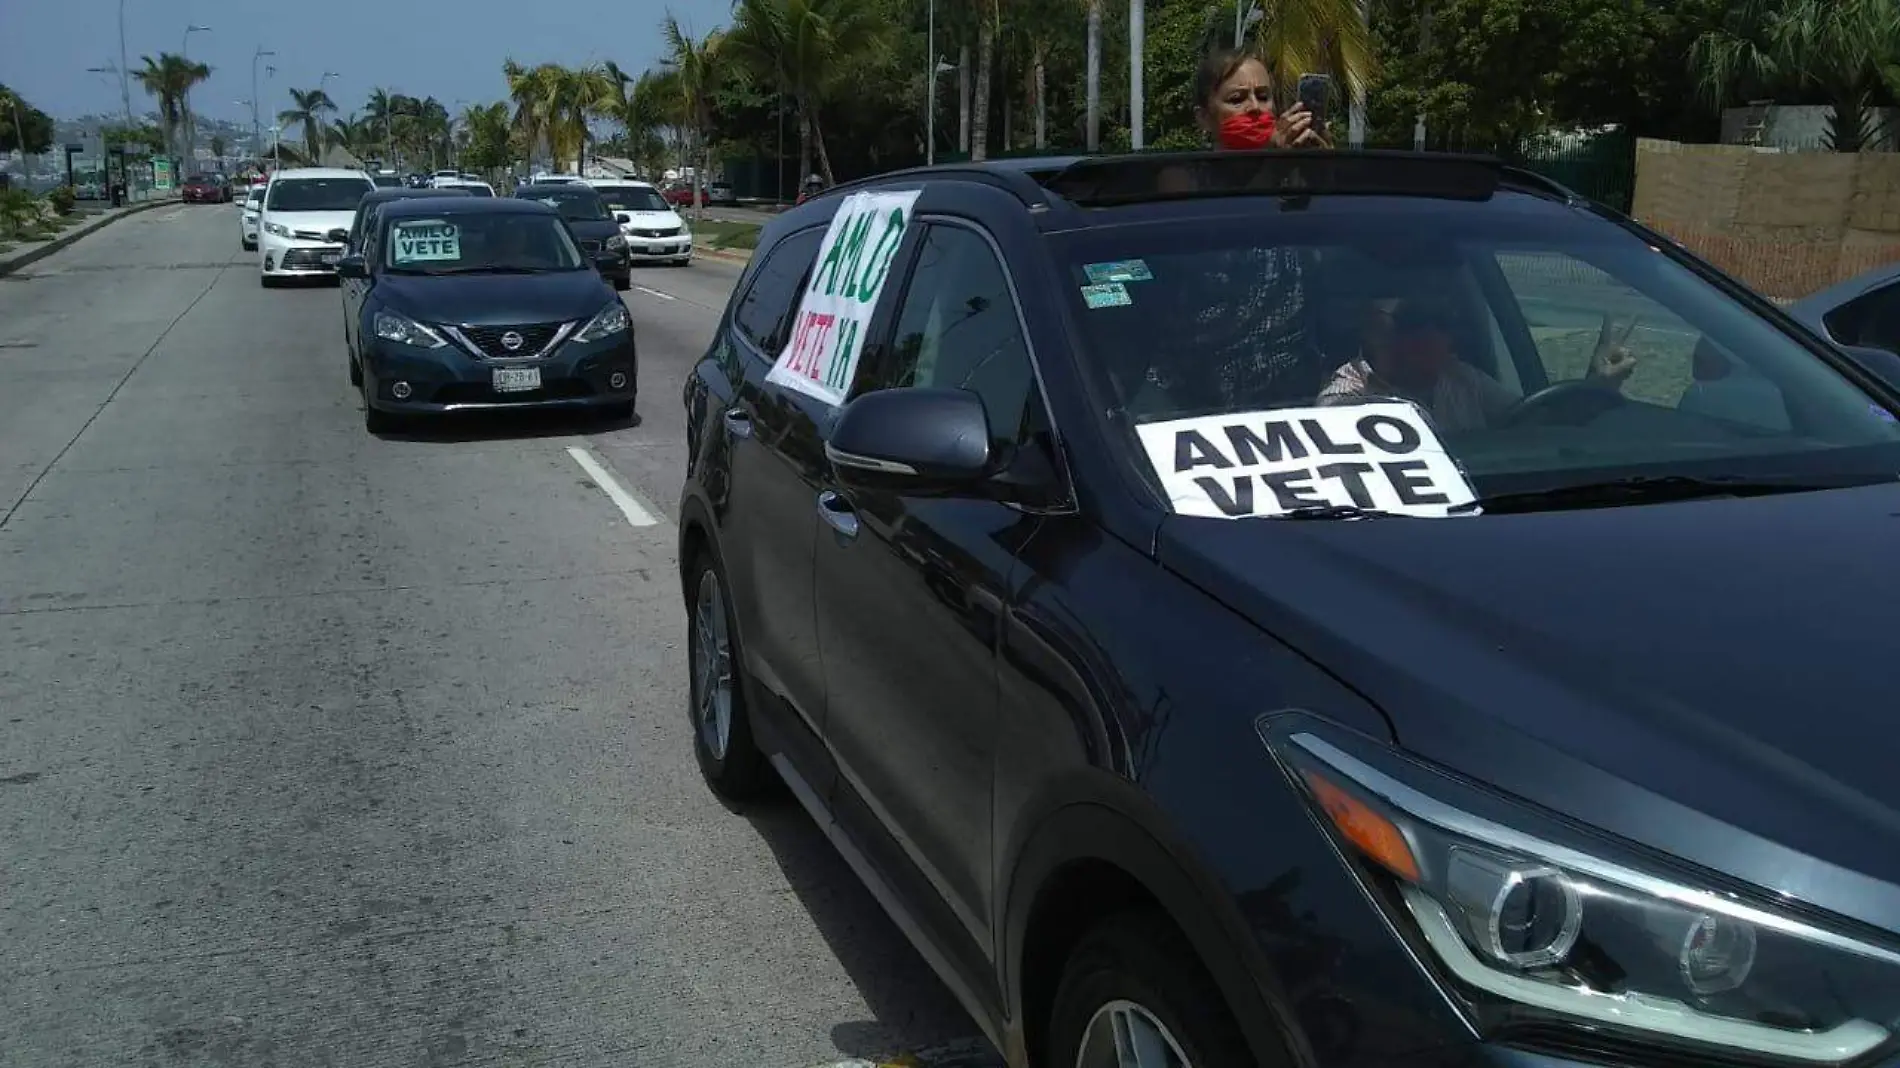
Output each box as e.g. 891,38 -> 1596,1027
0,194 -> 182,278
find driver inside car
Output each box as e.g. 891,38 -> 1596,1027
1317,297 -> 1639,431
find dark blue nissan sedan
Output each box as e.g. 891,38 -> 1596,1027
338,197 -> 636,433
679,150 -> 1900,1068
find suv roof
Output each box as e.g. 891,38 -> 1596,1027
789,149 -> 1582,231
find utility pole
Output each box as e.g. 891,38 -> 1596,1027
252,48 -> 275,165
926,0 -> 935,165
1129,0 -> 1145,150
116,0 -> 133,130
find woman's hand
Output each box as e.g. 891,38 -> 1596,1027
1587,313 -> 1641,387
1274,103 -> 1332,148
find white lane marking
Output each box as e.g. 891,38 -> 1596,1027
633,285 -> 676,301
566,446 -> 658,527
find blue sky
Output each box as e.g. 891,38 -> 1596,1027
1,0 -> 732,122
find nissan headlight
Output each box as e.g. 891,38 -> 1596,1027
264,220 -> 290,238
605,234 -> 627,251
372,311 -> 446,349
1271,730 -> 1900,1065
572,302 -> 629,343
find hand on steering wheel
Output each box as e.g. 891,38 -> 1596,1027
1504,378 -> 1628,426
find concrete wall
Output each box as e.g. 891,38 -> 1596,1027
1633,137 -> 1900,299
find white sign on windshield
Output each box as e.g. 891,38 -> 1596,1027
1134,402 -> 1477,518
766,189 -> 921,407
391,221 -> 460,263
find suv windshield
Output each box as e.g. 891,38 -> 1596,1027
1058,198 -> 1900,515
520,187 -> 610,221
596,186 -> 670,213
380,212 -> 584,274
268,177 -> 374,212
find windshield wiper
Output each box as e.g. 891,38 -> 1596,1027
1452,474 -> 1840,515
1268,504 -> 1396,520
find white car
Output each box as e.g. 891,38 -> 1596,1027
589,180 -> 693,267
530,172 -> 586,185
257,167 -> 376,286
239,183 -> 266,251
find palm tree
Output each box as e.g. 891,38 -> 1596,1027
460,101 -> 515,173
1692,0 -> 1900,152
659,16 -> 722,218
721,0 -> 887,184
620,69 -> 684,175
969,0 -> 999,160
504,60 -> 563,171
279,87 -> 338,162
209,133 -> 227,161
365,88 -> 398,163
1250,0 -> 1376,128
132,53 -> 211,166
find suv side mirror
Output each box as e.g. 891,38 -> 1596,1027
616,212 -> 632,223
1839,344 -> 1900,393
826,388 -> 991,493
336,254 -> 368,279
325,227 -> 350,244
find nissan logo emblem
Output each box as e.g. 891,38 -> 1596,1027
500,331 -> 525,351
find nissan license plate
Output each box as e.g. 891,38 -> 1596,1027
493,367 -> 541,392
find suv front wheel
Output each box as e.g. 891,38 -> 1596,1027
1047,912 -> 1261,1068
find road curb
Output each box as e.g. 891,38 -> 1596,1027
0,196 -> 182,278
694,243 -> 754,264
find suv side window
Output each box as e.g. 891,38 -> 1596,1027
733,227 -> 826,357
862,223 -> 1038,451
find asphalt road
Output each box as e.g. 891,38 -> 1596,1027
0,203 -> 991,1068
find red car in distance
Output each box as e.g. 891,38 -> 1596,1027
182,173 -> 232,203
662,182 -> 708,208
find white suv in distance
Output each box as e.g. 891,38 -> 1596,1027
239,183 -> 266,250
589,180 -> 692,267
257,167 -> 376,286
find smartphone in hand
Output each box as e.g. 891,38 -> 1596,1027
1296,73 -> 1332,126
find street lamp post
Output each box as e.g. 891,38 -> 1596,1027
180,24 -> 211,173
252,48 -> 275,166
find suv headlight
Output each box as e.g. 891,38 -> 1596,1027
605,234 -> 627,251
264,220 -> 290,238
1271,729 -> 1900,1065
572,302 -> 629,343
372,311 -> 446,348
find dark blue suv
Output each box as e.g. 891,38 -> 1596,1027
679,150 -> 1900,1068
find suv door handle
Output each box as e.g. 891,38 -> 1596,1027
722,408 -> 753,439
817,490 -> 859,539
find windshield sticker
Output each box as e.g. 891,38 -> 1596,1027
1134,402 -> 1476,519
1084,259 -> 1153,284
1081,282 -> 1132,309
390,220 -> 460,262
766,188 -> 922,406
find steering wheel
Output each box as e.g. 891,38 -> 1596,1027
1504,379 -> 1627,427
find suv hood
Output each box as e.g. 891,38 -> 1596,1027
261,208 -> 356,241
1159,482 -> 1900,927
379,270 -> 612,328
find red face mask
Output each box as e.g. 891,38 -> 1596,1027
1217,111 -> 1276,150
